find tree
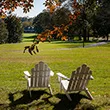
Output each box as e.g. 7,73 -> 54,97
4,15 -> 23,43
92,0 -> 110,41
51,7 -> 70,26
33,11 -> 52,33
20,17 -> 33,28
1,0 -> 109,43
0,19 -> 8,44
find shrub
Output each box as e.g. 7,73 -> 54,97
0,19 -> 8,44
5,15 -> 23,43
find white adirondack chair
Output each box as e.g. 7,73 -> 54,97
24,61 -> 54,97
57,64 -> 94,101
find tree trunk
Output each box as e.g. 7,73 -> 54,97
87,29 -> 90,41
83,28 -> 87,41
106,34 -> 109,41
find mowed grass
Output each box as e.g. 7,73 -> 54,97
0,33 -> 110,110
22,33 -> 37,42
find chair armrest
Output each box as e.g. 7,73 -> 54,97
90,75 -> 94,80
50,70 -> 54,76
24,71 -> 31,80
56,72 -> 70,82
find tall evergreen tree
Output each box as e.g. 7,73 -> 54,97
5,15 -> 23,43
0,19 -> 8,44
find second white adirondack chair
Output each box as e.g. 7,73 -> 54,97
24,61 -> 54,97
57,64 -> 94,101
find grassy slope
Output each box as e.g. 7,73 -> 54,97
0,34 -> 110,110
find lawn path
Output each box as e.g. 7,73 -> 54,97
85,42 -> 108,47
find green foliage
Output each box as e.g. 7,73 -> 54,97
51,7 -> 70,26
0,19 -> 8,44
20,17 -> 35,33
33,8 -> 70,33
4,15 -> 23,43
33,12 -> 52,33
92,0 -> 110,39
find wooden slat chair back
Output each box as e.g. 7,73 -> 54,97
68,64 -> 92,91
24,61 -> 54,97
30,62 -> 51,87
57,64 -> 94,101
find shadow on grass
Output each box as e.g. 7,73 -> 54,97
8,90 -> 50,109
23,40 -> 34,42
23,35 -> 36,39
23,35 -> 36,42
0,91 -> 95,110
53,93 -> 89,110
51,40 -> 82,44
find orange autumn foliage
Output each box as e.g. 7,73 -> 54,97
36,0 -> 82,41
0,0 -> 33,18
37,24 -> 69,42
44,0 -> 61,14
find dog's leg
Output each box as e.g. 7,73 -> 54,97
23,46 -> 30,53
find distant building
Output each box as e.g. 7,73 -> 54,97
24,26 -> 35,33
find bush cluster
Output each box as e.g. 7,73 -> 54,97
0,15 -> 23,44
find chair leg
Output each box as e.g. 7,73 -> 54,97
63,87 -> 72,101
85,88 -> 93,100
60,83 -> 63,92
27,81 -> 32,97
29,88 -> 32,97
57,75 -> 61,83
48,85 -> 53,95
65,91 -> 72,101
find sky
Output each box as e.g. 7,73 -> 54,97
12,0 -> 46,18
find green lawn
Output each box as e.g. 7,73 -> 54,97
0,34 -> 110,110
22,33 -> 37,42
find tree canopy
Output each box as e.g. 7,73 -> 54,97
0,19 -> 8,44
4,15 -> 23,43
0,0 -> 109,42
